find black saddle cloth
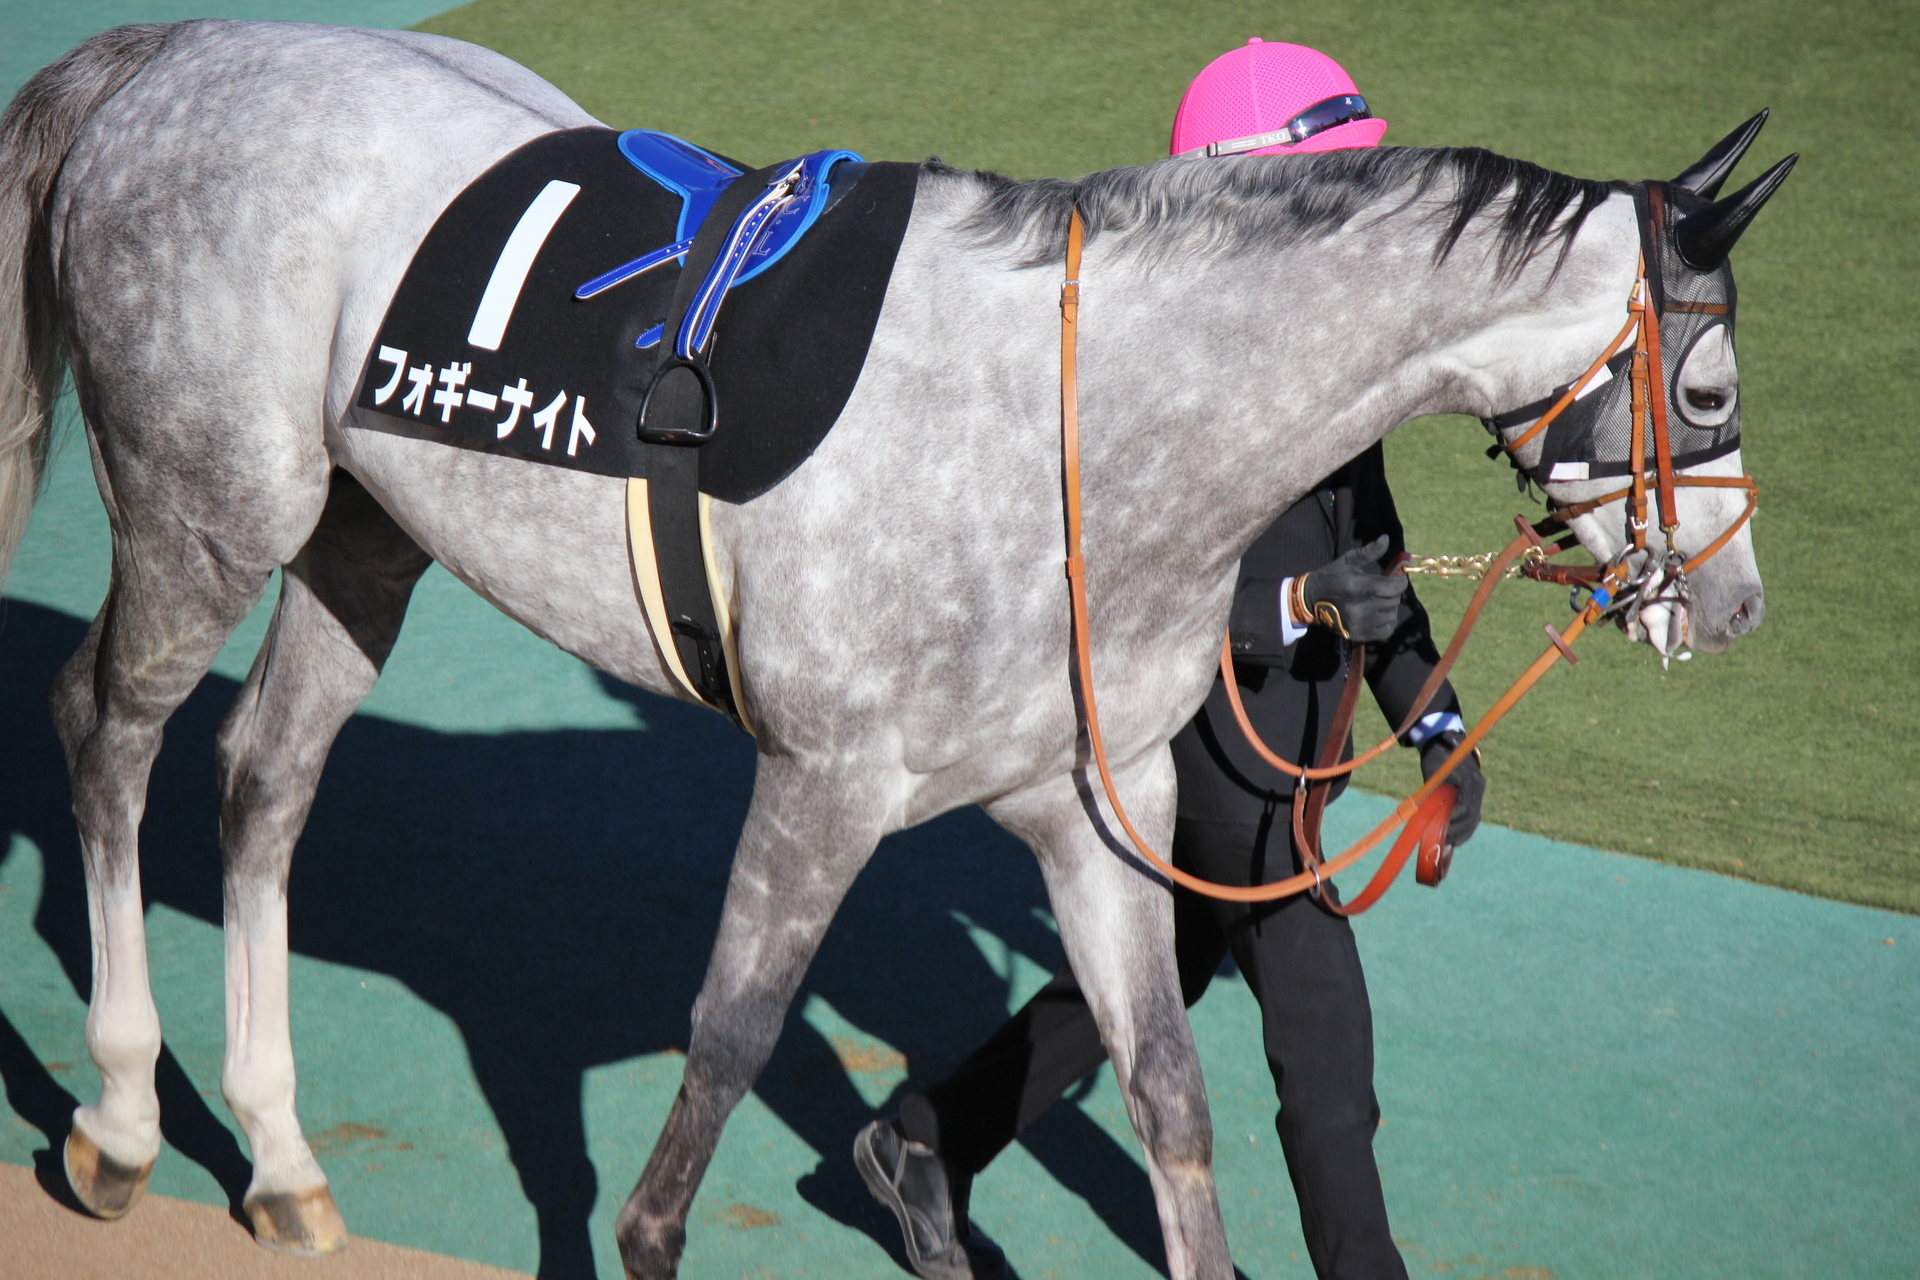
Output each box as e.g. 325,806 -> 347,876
356,127 -> 918,503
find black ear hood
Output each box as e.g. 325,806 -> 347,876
1674,153 -> 1798,272
1672,109 -> 1769,199
1518,181 -> 1746,485
1486,120 -> 1796,490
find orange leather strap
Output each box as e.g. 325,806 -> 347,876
1289,651 -> 1459,918
1057,208 -> 1600,906
1502,312 -> 1638,455
1054,192 -> 1754,908
1626,276 -> 1652,552
1220,525 -> 1536,783
1292,641 -> 1369,872
1319,784 -> 1458,917
1548,476 -> 1757,575
1644,187 -> 1681,536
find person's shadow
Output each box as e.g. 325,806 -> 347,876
0,598 -> 1182,1278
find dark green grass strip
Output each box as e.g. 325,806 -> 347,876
416,0 -> 1920,911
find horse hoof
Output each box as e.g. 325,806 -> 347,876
245,1186 -> 349,1255
615,1209 -> 685,1280
64,1128 -> 154,1220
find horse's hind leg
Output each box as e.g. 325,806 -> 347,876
987,755 -> 1233,1280
48,434 -> 326,1221
213,472 -> 430,1253
615,756 -> 887,1279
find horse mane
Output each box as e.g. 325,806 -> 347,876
936,146 -> 1626,279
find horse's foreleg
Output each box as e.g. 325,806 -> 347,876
988,754 -> 1233,1280
615,756 -> 884,1279
213,474 -> 430,1254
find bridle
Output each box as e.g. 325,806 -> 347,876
1498,184 -> 1758,613
1056,190 -> 1757,910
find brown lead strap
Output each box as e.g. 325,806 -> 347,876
1056,195 -> 1759,908
1626,273 -> 1652,553
1221,520 -> 1540,784
1059,207 -> 1589,907
1644,186 -> 1682,537
1293,643 -> 1370,871
1289,646 -> 1462,916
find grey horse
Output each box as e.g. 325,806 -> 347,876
0,21 -> 1783,1279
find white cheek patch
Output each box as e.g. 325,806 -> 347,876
1548,461 -> 1590,481
1575,361 -> 1613,399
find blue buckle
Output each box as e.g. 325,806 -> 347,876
1574,583 -> 1615,614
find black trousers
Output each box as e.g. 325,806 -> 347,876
900,816 -> 1408,1280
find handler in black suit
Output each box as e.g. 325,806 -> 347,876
855,442 -> 1486,1280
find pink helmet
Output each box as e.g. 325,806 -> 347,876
1169,39 -> 1388,159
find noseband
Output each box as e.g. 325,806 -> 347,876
1056,193 -> 1757,909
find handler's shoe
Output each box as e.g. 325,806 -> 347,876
854,1119 -> 1007,1280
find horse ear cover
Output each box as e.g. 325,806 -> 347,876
1674,153 -> 1798,271
1672,109 -> 1770,198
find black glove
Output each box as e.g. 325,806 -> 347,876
1420,730 -> 1484,848
1298,536 -> 1408,644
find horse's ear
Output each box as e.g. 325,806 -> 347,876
1674,153 -> 1798,271
1672,109 -> 1770,198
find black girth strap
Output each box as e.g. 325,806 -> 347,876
638,164 -> 784,727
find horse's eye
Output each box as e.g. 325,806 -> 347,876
1685,389 -> 1726,412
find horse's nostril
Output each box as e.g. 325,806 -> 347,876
1728,591 -> 1766,635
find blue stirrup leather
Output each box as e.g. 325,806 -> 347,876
575,130 -> 863,355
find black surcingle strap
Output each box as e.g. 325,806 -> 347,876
642,444 -> 741,726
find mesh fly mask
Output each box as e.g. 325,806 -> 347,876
1486,181 -> 1742,489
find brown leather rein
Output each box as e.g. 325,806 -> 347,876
1057,204 -> 1756,909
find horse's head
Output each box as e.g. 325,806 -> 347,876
1488,113 -> 1795,659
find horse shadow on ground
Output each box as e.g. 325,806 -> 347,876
0,598 -> 1216,1279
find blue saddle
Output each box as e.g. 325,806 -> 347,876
575,130 -> 862,352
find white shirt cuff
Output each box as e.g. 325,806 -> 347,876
1278,577 -> 1308,646
1407,711 -> 1465,746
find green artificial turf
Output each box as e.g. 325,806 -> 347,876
415,0 -> 1920,913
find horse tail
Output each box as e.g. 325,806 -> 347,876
0,24 -> 173,588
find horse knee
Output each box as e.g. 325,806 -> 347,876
214,687 -> 315,861
683,993 -> 784,1102
1124,1028 -> 1214,1170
